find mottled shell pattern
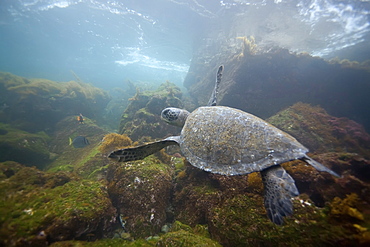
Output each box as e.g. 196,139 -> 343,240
180,106 -> 308,175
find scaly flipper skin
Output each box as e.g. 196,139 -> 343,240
207,65 -> 224,106
261,165 -> 299,225
108,139 -> 178,162
302,155 -> 340,177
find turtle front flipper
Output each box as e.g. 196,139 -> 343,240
207,65 -> 224,106
261,165 -> 299,225
108,138 -> 179,162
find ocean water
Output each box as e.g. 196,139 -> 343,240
1,1 -> 370,246
0,0 -> 369,90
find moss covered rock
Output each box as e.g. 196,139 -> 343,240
46,116 -> 109,178
48,222 -> 221,247
267,102 -> 370,157
118,81 -> 183,140
49,239 -> 155,247
0,123 -> 51,169
282,152 -> 370,207
156,229 -> 221,247
0,162 -> 116,246
0,72 -> 110,133
208,194 -> 364,247
173,163 -> 222,226
170,156 -> 370,246
107,156 -> 174,239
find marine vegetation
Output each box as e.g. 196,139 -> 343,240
0,122 -> 51,169
171,156 -> 370,246
329,193 -> 364,221
235,35 -> 258,59
0,72 -> 110,133
48,221 -> 222,247
102,84 -> 137,132
118,81 -> 183,140
98,133 -> 133,155
0,162 -> 116,246
208,194 -> 347,246
106,156 -> 174,239
267,102 -> 370,157
46,115 -> 109,178
156,221 -> 222,247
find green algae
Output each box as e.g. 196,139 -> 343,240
46,115 -> 109,178
48,222 -> 220,247
208,194 -> 364,246
267,102 -> 370,157
0,72 -> 110,133
157,229 -> 221,247
0,123 -> 51,168
107,157 -> 174,239
98,133 -> 133,155
170,221 -> 211,239
174,172 -> 222,226
329,193 -> 365,222
0,163 -> 116,246
118,81 -> 183,140
49,238 -> 155,247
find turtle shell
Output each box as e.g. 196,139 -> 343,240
179,106 -> 308,175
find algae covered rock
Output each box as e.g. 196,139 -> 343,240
106,156 -> 174,238
48,222 -> 221,247
207,193 -> 361,247
0,72 -> 110,133
0,162 -> 116,246
98,133 -> 133,155
185,44 -> 370,132
0,123 -> 51,169
49,238 -> 154,247
47,116 -> 108,178
283,152 -> 370,207
265,102 -> 370,207
267,102 -> 370,157
169,151 -> 370,246
157,229 -> 221,247
118,81 -> 184,140
173,163 -> 223,226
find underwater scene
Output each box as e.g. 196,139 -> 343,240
1,0 -> 370,246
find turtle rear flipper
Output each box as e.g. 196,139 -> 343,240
261,165 -> 299,225
108,138 -> 179,162
302,155 -> 340,177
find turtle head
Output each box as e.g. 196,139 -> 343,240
161,107 -> 190,127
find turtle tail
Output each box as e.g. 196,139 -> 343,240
261,165 -> 299,225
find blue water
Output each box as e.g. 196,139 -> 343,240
0,0 -> 369,90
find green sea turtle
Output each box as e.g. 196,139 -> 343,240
109,65 -> 339,225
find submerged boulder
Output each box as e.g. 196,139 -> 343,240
46,116 -> 109,178
0,123 -> 51,169
267,102 -> 370,157
106,156 -> 174,239
118,81 -> 184,140
0,72 -> 110,133
0,162 -> 116,246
